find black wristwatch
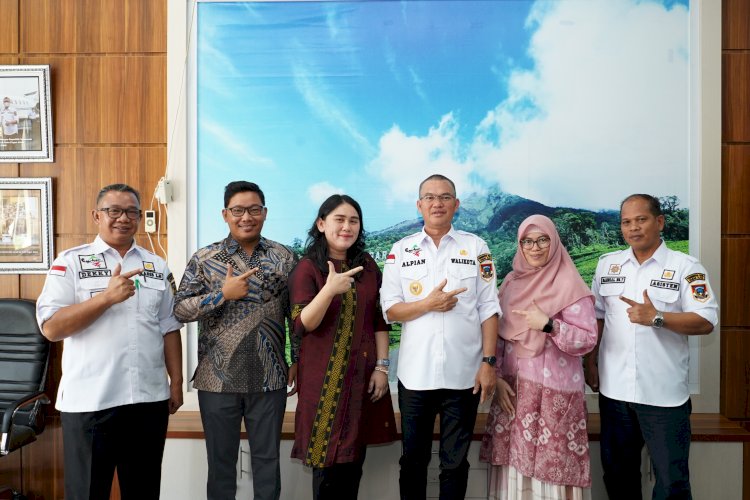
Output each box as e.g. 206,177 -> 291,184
542,318 -> 554,334
482,356 -> 497,367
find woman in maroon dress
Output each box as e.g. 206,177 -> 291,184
289,194 -> 396,499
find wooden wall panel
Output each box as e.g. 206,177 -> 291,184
0,164 -> 18,177
722,145 -> 750,235
721,238 -> 750,327
0,0 -> 18,54
20,0 -> 166,54
724,0 -> 750,50
22,56 -> 167,145
21,416 -> 64,500
721,329 -> 750,418
723,53 -> 750,143
0,275 -> 19,298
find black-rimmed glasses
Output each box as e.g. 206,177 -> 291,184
98,207 -> 142,220
520,236 -> 551,250
226,205 -> 265,217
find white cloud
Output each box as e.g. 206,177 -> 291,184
369,0 -> 690,210
201,119 -> 275,169
308,182 -> 346,205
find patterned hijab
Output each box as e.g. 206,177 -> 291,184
498,215 -> 593,358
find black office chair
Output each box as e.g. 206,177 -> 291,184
0,299 -> 51,457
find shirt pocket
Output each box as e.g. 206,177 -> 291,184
400,266 -> 428,302
78,277 -> 109,303
139,278 -> 165,316
646,286 -> 681,311
597,281 -> 626,313
447,264 -> 477,299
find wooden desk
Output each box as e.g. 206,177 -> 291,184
167,411 -> 750,442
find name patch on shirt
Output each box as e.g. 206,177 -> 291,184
685,273 -> 706,283
600,276 -> 625,284
650,279 -> 679,290
142,270 -> 164,280
78,253 -> 107,270
450,258 -> 476,265
79,269 -> 112,279
402,259 -> 425,267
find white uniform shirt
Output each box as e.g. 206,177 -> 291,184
380,227 -> 501,390
36,236 -> 183,412
592,241 -> 718,407
1,106 -> 19,136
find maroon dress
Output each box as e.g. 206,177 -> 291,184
289,255 -> 397,468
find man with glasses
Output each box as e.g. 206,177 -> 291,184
585,194 -> 718,500
174,181 -> 297,500
36,183 -> 184,500
380,173 -> 501,500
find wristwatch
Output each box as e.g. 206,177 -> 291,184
482,356 -> 497,367
376,358 -> 390,367
542,318 -> 554,334
652,311 -> 664,329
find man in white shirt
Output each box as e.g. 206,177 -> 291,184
380,174 -> 501,500
1,97 -> 19,150
585,194 -> 718,500
36,184 -> 183,500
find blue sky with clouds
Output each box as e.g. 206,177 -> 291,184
196,0 -> 690,247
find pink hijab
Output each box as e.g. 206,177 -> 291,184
498,214 -> 594,358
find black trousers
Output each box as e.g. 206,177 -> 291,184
61,400 -> 169,500
198,389 -> 286,500
312,449 -> 367,500
397,381 -> 480,500
599,393 -> 693,500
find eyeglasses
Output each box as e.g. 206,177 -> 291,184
226,205 -> 265,217
520,236 -> 551,250
97,207 -> 142,220
419,193 -> 456,203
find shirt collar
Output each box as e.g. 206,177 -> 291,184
624,239 -> 668,267
420,225 -> 457,245
223,235 -> 268,255
91,235 -> 139,257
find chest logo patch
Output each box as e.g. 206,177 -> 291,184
78,253 -> 107,270
608,264 -> 621,275
405,245 -> 422,257
409,281 -> 423,296
661,269 -> 676,280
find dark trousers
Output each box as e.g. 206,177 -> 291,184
198,389 -> 286,500
397,381 -> 480,500
599,393 -> 692,500
61,400 -> 169,500
312,449 -> 367,500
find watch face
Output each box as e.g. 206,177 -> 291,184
483,356 -> 497,367
652,315 -> 664,328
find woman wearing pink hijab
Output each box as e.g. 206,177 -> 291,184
480,214 -> 597,500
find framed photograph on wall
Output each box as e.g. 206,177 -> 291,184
0,65 -> 54,163
0,177 -> 53,274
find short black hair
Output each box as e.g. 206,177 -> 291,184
96,184 -> 141,206
620,194 -> 662,217
224,181 -> 265,207
418,174 -> 456,197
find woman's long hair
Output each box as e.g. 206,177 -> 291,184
304,194 -> 367,276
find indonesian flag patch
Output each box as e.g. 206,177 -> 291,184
49,265 -> 67,277
385,254 -> 396,265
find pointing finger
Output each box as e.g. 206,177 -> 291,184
511,309 -> 529,316
225,264 -> 234,279
237,267 -> 259,280
619,296 -> 638,307
121,268 -> 143,279
327,261 -> 336,274
642,289 -> 652,303
435,278 -> 448,291
342,266 -> 364,276
112,263 -> 122,276
446,287 -> 468,297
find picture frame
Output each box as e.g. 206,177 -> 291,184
0,65 -> 54,163
0,177 -> 54,274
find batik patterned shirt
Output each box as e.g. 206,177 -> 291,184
174,236 -> 298,393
